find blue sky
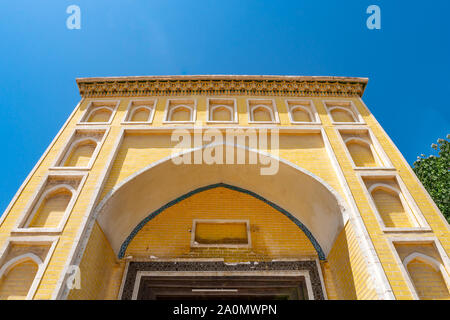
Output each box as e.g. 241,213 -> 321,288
0,1 -> 448,213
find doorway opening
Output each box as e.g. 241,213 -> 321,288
137,275 -> 309,300
120,261 -> 325,300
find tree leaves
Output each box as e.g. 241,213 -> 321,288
413,135 -> 450,224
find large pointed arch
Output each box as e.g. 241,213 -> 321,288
119,183 -> 326,259
95,143 -> 350,259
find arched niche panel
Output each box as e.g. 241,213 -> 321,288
165,99 -> 196,123
248,99 -> 278,123
63,139 -> 97,167
404,253 -> 450,300
170,106 -> 192,122
86,107 -> 113,123
286,100 -> 317,124
207,99 -> 236,123
0,254 -> 42,300
17,174 -> 84,231
26,186 -> 74,228
80,100 -> 118,124
124,100 -> 156,123
345,139 -> 377,167
370,185 -> 412,228
340,129 -> 391,169
291,107 -> 312,122
211,105 -> 233,122
329,107 -> 356,123
53,129 -> 106,169
130,107 -> 151,122
252,105 -> 273,122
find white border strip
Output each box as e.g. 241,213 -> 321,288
131,270 -> 315,300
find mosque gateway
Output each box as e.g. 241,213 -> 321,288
0,75 -> 448,300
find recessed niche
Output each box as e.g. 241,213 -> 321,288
207,98 -> 237,123
339,129 -> 388,168
0,242 -> 53,300
80,100 -> 119,124
286,100 -> 319,124
247,99 -> 278,123
393,241 -> 450,300
164,99 -> 196,123
53,129 -> 106,169
324,101 -> 362,124
17,174 -> 84,230
123,99 -> 156,124
362,176 -> 424,229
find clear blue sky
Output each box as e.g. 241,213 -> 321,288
0,1 -> 448,214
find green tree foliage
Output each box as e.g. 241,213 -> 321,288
413,135 -> 450,224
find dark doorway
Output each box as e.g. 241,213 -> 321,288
120,261 -> 325,300
136,276 -> 309,300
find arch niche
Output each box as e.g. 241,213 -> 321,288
95,144 -> 350,260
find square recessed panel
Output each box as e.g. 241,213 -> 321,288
193,220 -> 250,246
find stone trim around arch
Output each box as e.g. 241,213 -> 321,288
118,183 -> 326,260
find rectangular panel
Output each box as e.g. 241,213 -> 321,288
193,220 -> 249,246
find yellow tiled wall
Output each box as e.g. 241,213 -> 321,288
323,222 -> 378,300
67,223 -> 124,300
0,90 -> 448,300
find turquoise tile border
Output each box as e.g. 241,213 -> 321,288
118,183 -> 326,260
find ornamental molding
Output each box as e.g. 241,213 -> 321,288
120,260 -> 325,300
76,75 -> 368,98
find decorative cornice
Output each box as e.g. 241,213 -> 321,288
76,75 -> 368,98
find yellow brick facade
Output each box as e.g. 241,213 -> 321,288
0,75 -> 448,300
